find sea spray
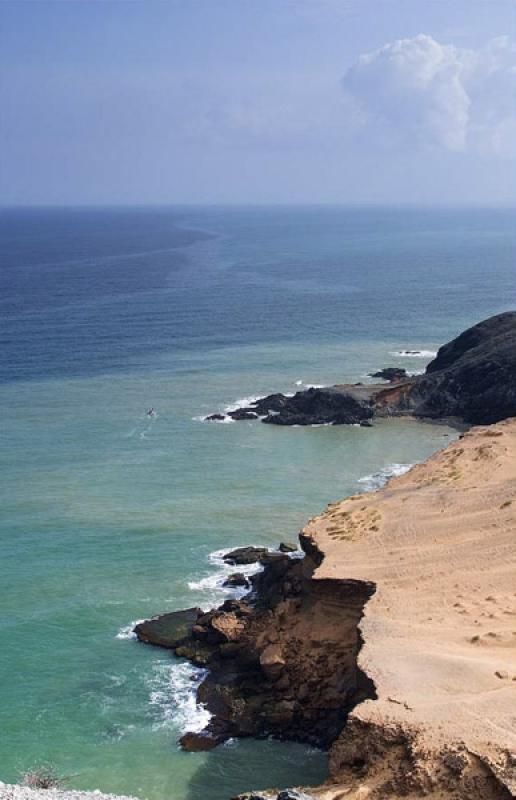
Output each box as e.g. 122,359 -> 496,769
358,463 -> 413,492
147,658 -> 211,734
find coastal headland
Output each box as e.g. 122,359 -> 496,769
206,311 -> 516,427
135,312 -> 516,800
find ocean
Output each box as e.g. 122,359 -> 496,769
1,206 -> 514,799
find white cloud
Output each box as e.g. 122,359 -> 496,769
342,34 -> 516,157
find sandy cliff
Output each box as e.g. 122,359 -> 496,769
300,417 -> 516,799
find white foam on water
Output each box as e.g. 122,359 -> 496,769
148,659 -> 211,733
389,349 -> 437,358
358,463 -> 414,492
223,395 -> 263,413
188,545 -> 304,607
188,547 -> 264,607
119,544 -> 303,739
223,737 -> 239,748
193,414 -> 235,424
115,619 -> 145,640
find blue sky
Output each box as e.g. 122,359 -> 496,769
1,0 -> 515,205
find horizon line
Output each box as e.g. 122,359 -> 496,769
1,201 -> 516,211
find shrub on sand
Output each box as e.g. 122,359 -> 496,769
21,765 -> 65,790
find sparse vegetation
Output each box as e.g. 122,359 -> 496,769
21,765 -> 65,790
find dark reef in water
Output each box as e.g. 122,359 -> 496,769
206,312 -> 516,427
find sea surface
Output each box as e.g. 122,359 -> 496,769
1,206 -> 514,800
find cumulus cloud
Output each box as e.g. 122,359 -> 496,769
342,34 -> 516,157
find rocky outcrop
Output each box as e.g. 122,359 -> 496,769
235,791 -> 315,800
135,545 -> 375,752
223,572 -> 250,589
133,607 -> 200,648
223,546 -> 269,565
324,718 -> 515,800
207,312 -> 516,427
221,388 -> 374,426
260,388 -> 374,426
411,311 -> 516,424
368,367 -> 407,382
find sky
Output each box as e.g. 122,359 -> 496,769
1,0 -> 515,206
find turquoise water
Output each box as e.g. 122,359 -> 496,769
1,207 -> 514,799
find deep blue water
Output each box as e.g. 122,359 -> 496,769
0,206 -> 514,800
2,206 -> 514,384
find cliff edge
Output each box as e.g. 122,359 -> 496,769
301,417 -> 516,799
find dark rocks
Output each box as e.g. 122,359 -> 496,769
223,572 -> 251,589
262,387 -> 374,426
205,413 -> 226,422
223,546 -> 269,565
250,393 -> 292,415
206,387 -> 373,427
251,553 -> 293,597
259,643 -> 286,680
426,312 -> 516,374
179,729 -> 226,751
414,311 -> 516,424
278,541 -> 298,553
369,367 -> 407,382
234,793 -> 315,800
134,608 -> 201,648
228,409 -> 259,420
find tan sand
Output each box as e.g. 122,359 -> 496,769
302,418 -> 516,798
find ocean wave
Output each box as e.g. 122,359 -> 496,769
358,462 -> 413,492
188,545 -> 304,607
147,659 -> 211,734
389,349 -> 437,358
293,381 -> 325,389
223,395 -> 263,413
188,547 -> 264,607
195,414 -> 235,424
115,619 -> 145,640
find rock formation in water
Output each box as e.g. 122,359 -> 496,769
135,547 -> 375,751
208,312 -> 516,427
368,367 -> 408,382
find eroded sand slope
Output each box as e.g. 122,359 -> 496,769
303,419 -> 516,798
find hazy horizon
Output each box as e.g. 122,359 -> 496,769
1,0 -> 515,206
